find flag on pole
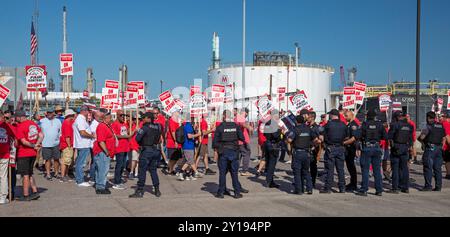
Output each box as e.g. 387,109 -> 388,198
31,22 -> 38,65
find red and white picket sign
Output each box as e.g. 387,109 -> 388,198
224,84 -> 234,103
289,90 -> 312,113
159,90 -> 181,115
278,87 -> 286,102
354,82 -> 366,105
105,80 -> 119,89
26,65 -> 47,92
379,93 -> 392,113
0,84 -> 11,107
210,84 -> 225,107
60,53 -> 73,76
342,87 -> 356,110
101,88 -> 119,108
392,101 -> 402,112
256,94 -> 274,121
190,86 -> 201,97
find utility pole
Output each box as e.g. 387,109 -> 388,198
416,0 -> 421,127
160,80 -> 163,94
242,0 -> 246,108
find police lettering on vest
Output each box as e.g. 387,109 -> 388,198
364,120 -> 381,142
394,121 -> 412,144
293,124 -> 312,149
136,123 -> 161,147
425,123 -> 446,145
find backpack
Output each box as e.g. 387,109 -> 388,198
175,125 -> 185,144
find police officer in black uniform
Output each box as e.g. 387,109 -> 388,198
343,111 -> 361,192
287,115 -> 320,195
263,110 -> 284,189
320,109 -> 349,194
418,111 -> 446,192
388,111 -> 414,194
213,110 -> 248,199
129,112 -> 163,198
356,110 -> 388,196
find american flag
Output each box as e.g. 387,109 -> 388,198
31,22 -> 37,64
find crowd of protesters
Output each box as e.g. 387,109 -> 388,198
1,102 -> 450,204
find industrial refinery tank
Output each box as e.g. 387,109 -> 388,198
208,54 -> 334,120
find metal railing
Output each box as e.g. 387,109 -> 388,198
209,63 -> 335,73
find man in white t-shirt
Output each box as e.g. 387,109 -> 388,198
73,105 -> 95,187
88,109 -> 106,184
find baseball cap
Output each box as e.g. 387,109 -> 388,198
300,109 -> 310,116
327,109 -> 340,117
55,105 -> 63,112
79,105 -> 90,112
65,109 -> 76,117
14,110 -> 26,117
47,107 -> 55,113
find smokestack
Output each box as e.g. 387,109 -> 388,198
212,32 -> 220,69
63,6 -> 67,53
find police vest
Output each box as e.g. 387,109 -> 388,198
425,123 -> 445,145
394,121 -> 412,144
221,122 -> 238,142
139,123 -> 161,146
293,125 -> 312,149
325,120 -> 347,145
364,120 -> 381,142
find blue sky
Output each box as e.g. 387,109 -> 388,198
1,0 -> 449,98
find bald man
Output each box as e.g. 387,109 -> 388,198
343,110 -> 361,192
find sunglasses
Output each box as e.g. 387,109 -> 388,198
4,117 -> 10,120
119,114 -> 126,117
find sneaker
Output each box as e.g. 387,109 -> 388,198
240,188 -> 249,194
129,190 -> 144,198
112,184 -> 126,190
128,173 -> 135,180
355,191 -> 368,196
77,182 -> 92,187
234,193 -> 243,199
240,171 -> 252,177
433,188 -> 441,192
215,193 -> 224,199
0,199 -> 9,205
44,174 -> 52,181
177,173 -> 185,181
154,187 -> 161,197
188,176 -> 197,181
387,189 -> 399,194
88,181 -> 96,186
285,160 -> 292,164
193,172 -> 203,178
96,189 -> 112,195
18,196 -> 32,202
59,176 -> 70,183
420,187 -> 432,192
401,189 -> 410,194
205,169 -> 216,175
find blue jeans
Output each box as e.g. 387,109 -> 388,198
94,152 -> 110,190
422,147 -> 443,189
292,150 -> 312,193
390,144 -> 410,190
75,148 -> 91,184
360,146 -> 383,193
264,142 -> 280,185
324,146 -> 346,191
137,148 -> 161,189
114,152 -> 128,185
218,149 -> 241,195
89,149 -> 96,182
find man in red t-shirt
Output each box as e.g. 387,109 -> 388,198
59,109 -> 76,182
111,110 -> 133,190
442,111 -> 450,179
153,107 -> 168,166
93,112 -> 116,194
235,108 -> 253,176
195,116 -> 216,175
0,111 -> 15,204
166,111 -> 182,175
15,110 -> 43,201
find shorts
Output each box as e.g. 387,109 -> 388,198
199,144 -> 208,157
129,150 -> 139,162
61,148 -> 74,165
17,157 -> 36,176
168,148 -> 182,161
42,146 -> 61,161
444,150 -> 450,163
183,150 -> 195,165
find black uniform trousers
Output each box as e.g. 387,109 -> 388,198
345,146 -> 358,189
264,141 -> 280,185
324,146 -> 346,191
137,147 -> 161,190
390,144 -> 410,191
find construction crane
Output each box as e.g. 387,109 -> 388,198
339,66 -> 346,89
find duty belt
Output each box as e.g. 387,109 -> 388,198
364,142 -> 380,147
294,148 -> 310,152
326,144 -> 343,147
